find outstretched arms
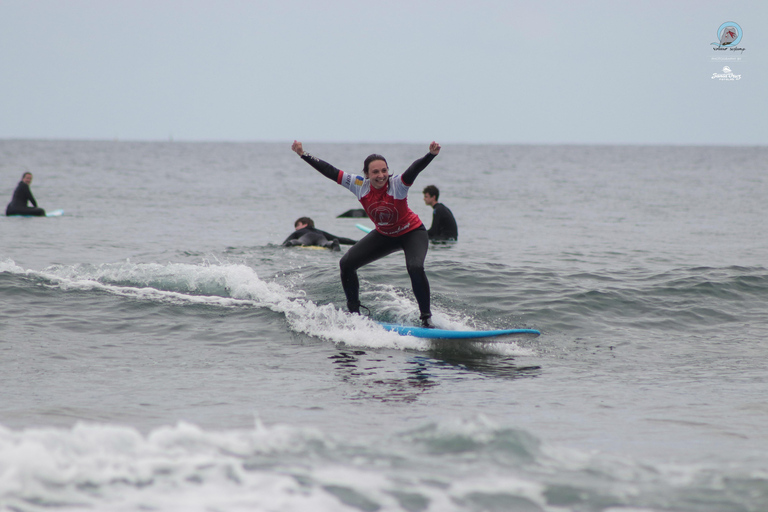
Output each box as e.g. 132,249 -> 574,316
292,140 -> 441,185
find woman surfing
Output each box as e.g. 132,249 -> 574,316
292,141 -> 441,328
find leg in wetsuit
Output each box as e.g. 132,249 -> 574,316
6,205 -> 46,216
339,226 -> 430,319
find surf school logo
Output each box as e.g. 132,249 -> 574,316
712,66 -> 742,81
711,22 -> 745,53
368,203 -> 399,226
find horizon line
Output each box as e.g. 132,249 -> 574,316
1,137 -> 765,149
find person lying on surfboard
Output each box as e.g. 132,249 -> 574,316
291,140 -> 441,328
6,172 -> 46,217
282,217 -> 357,251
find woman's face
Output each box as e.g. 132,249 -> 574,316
366,160 -> 389,189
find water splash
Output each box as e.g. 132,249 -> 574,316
2,258 -> 528,355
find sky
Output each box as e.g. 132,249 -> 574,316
1,0 -> 766,145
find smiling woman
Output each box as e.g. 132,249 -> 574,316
291,140 -> 441,327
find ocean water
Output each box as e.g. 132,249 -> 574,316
1,140 -> 768,511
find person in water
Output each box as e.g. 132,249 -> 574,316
282,217 -> 357,251
292,140 -> 441,328
422,185 -> 458,241
6,172 -> 46,217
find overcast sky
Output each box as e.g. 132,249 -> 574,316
1,0 -> 765,145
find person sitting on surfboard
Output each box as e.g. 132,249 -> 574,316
6,172 -> 46,217
422,185 -> 458,241
291,140 -> 441,328
282,217 -> 357,251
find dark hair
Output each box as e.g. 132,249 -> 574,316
295,216 -> 314,228
21,172 -> 32,180
362,154 -> 387,176
422,185 -> 439,201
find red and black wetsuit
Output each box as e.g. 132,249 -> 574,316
300,152 -> 437,320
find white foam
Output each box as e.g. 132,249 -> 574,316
2,258 -> 529,354
0,421 -> 357,512
0,420 -> 548,512
0,259 -> 427,350
1,417 -> 758,512
0,258 -> 26,274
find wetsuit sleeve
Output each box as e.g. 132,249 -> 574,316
21,183 -> 37,207
427,210 -> 439,238
401,152 -> 437,186
281,231 -> 300,246
317,229 -> 358,246
301,154 -> 342,183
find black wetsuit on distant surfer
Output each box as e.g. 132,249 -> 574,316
282,226 -> 357,251
6,173 -> 45,217
427,203 -> 458,241
423,185 -> 458,241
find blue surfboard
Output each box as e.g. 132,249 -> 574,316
15,209 -> 63,218
356,223 -> 373,234
358,221 -> 537,339
379,322 -> 540,339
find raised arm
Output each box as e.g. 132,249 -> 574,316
292,140 -> 342,182
401,141 -> 441,186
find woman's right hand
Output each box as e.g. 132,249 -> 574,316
292,140 -> 304,156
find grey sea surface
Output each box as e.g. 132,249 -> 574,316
1,140 -> 768,511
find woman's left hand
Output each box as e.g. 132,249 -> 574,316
429,141 -> 441,155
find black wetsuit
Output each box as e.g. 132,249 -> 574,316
427,203 -> 458,241
340,226 -> 430,319
6,181 -> 45,217
282,227 -> 357,249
